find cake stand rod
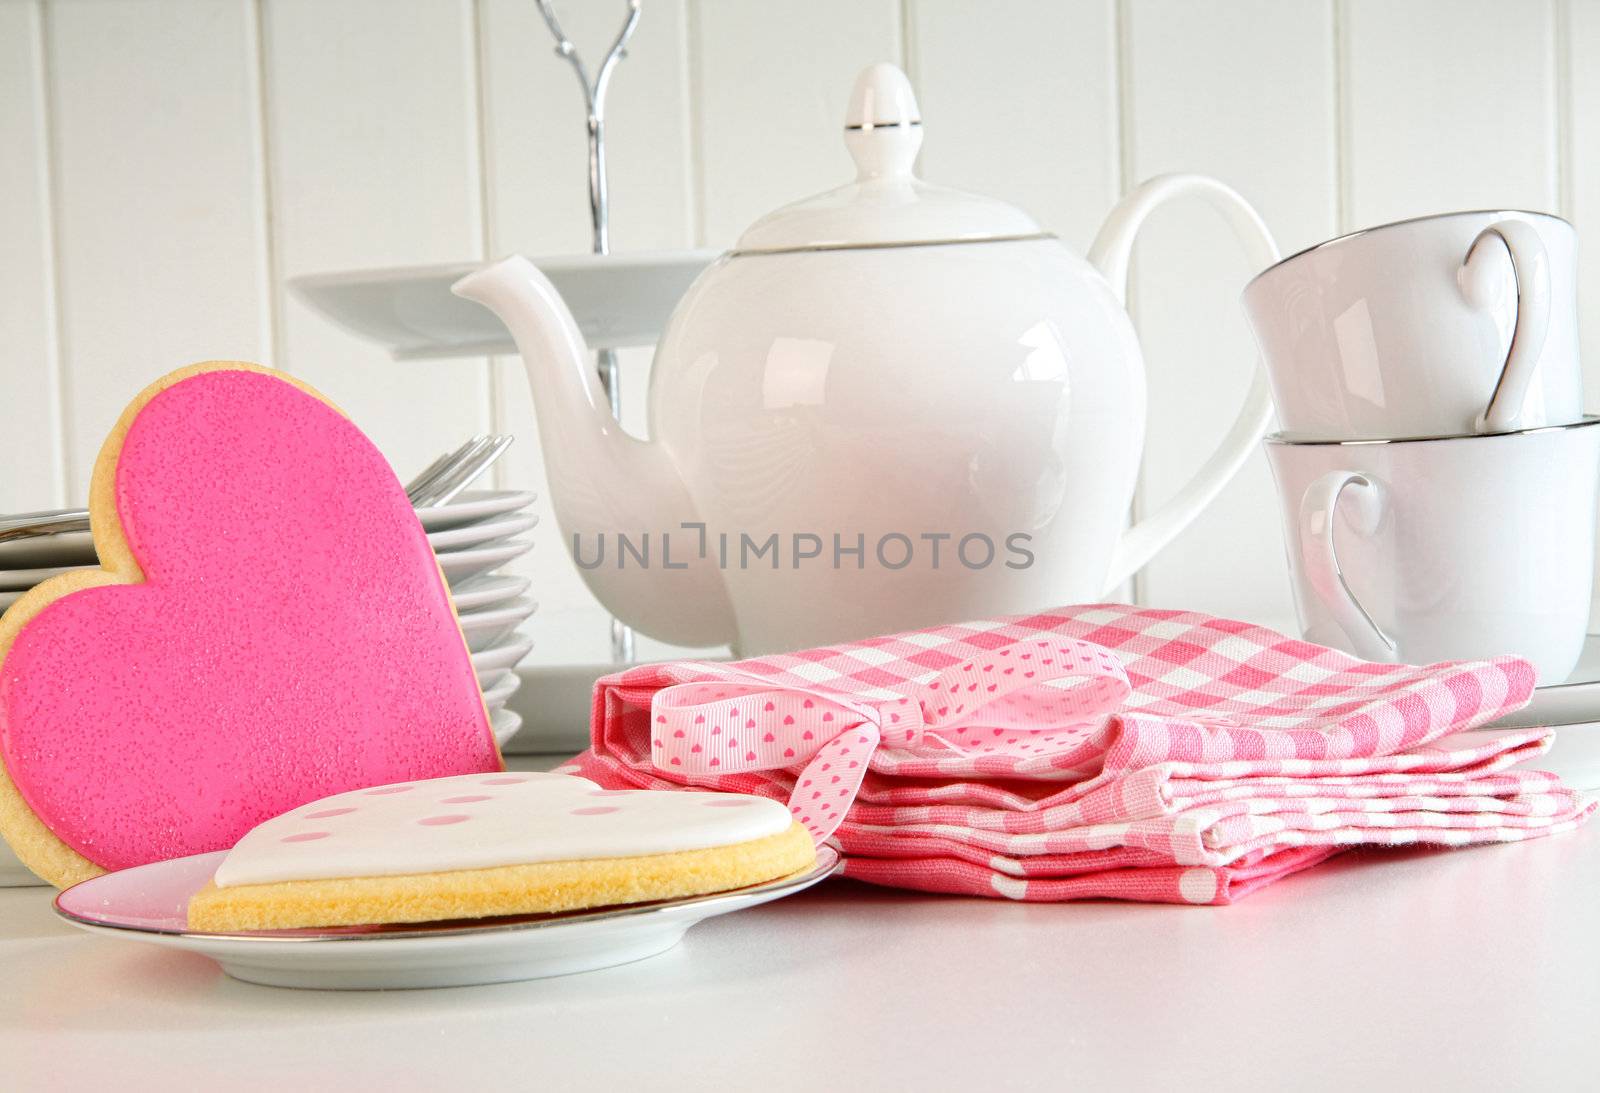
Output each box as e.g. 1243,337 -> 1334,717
536,0 -> 642,664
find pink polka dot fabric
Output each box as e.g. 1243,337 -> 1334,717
568,604 -> 1595,905
648,636 -> 1130,844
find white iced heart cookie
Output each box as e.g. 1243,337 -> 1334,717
187,772 -> 814,931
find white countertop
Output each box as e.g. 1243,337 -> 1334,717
3,802 -> 1598,1091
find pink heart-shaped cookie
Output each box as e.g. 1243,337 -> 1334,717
0,363 -> 501,886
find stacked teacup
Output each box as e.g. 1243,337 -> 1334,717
1245,211 -> 1597,683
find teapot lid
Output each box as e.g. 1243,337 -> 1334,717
729,64 -> 1046,256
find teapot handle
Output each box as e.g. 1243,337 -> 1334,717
1088,173 -> 1280,594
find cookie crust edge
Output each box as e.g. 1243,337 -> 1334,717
186,821 -> 817,931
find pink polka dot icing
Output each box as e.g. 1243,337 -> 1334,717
303,807 -> 358,819
281,832 -> 330,843
440,795 -> 491,804
211,772 -> 798,888
0,366 -> 500,876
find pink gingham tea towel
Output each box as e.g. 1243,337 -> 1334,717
566,604 -> 1594,904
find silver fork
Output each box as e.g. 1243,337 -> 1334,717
415,435 -> 514,507
0,435 -> 515,543
401,435 -> 491,507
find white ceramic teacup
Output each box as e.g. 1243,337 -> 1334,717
1244,211 -> 1580,440
1264,418 -> 1600,683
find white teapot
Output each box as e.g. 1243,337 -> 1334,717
454,63 -> 1278,654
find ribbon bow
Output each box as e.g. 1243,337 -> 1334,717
649,636 -> 1130,844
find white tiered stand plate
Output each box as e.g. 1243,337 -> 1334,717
290,250 -> 717,359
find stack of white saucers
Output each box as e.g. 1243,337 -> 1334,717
0,526 -> 100,612
0,489 -> 540,749
419,489 -> 540,749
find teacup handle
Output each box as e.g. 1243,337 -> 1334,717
1089,174 -> 1280,593
1297,469 -> 1396,661
1461,218 -> 1551,433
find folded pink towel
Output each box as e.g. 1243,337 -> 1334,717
566,604 -> 1593,904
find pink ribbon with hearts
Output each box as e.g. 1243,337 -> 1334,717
649,637 -> 1132,844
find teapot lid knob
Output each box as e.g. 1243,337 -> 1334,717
844,63 -> 922,180
727,61 -> 1042,253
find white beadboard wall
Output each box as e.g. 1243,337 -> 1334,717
2,0 -> 1595,666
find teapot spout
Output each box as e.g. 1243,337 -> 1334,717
451,256 -> 736,648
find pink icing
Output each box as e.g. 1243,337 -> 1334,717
0,369 -> 499,872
